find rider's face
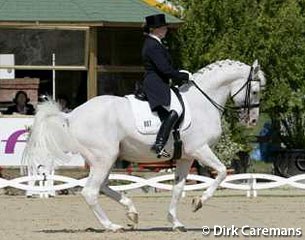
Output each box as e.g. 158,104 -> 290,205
152,26 -> 168,39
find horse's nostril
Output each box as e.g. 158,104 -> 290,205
252,119 -> 257,123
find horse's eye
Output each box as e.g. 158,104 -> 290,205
252,91 -> 257,95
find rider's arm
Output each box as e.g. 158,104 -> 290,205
146,45 -> 189,84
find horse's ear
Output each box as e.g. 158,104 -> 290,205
252,59 -> 260,75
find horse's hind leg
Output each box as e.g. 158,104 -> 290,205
81,154 -> 123,232
189,144 -> 227,212
100,174 -> 139,228
168,159 -> 193,231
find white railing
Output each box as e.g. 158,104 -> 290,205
1,173 -> 305,198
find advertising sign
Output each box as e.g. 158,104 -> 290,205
0,117 -> 84,167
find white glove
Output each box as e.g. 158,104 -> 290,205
179,69 -> 194,81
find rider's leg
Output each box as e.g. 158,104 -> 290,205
151,110 -> 179,158
163,89 -> 183,116
152,90 -> 183,158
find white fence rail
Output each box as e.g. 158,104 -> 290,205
1,173 -> 305,198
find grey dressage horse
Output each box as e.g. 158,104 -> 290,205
23,59 -> 266,232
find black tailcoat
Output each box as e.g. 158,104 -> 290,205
142,35 -> 188,110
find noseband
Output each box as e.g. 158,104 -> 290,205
190,66 -> 260,114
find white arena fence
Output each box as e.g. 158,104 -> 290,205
1,173 -> 305,198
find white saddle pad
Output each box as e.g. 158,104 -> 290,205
126,94 -> 191,135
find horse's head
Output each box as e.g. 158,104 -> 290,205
230,60 -> 266,126
190,59 -> 266,126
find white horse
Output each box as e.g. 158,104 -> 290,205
23,59 -> 266,232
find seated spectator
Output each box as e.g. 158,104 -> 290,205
57,94 -> 72,113
4,90 -> 35,115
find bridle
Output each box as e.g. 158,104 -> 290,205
190,66 -> 261,114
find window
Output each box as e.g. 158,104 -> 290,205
0,28 -> 87,67
98,72 -> 142,96
97,27 -> 144,97
98,28 -> 143,66
14,70 -> 87,107
0,27 -> 89,108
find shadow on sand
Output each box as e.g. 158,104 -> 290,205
38,227 -> 203,233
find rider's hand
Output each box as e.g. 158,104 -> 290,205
179,70 -> 194,81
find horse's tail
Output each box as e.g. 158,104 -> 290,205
22,99 -> 78,175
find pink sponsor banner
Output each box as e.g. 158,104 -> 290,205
0,117 -> 84,167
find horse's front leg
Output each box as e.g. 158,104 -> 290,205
168,159 -> 193,231
188,144 -> 227,212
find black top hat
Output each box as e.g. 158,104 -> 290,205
144,14 -> 168,29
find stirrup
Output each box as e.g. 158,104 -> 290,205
157,148 -> 171,158
151,145 -> 171,158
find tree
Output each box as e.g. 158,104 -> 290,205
172,0 -> 305,111
172,0 -> 262,70
169,0 -> 305,164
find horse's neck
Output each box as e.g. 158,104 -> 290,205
191,76 -> 231,110
193,63 -> 250,108
184,83 -> 229,117
202,83 -> 230,108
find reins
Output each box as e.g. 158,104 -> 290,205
190,66 -> 260,114
190,80 -> 227,112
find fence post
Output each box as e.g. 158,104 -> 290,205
246,175 -> 257,198
27,165 -> 55,198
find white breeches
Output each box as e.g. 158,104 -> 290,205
163,89 -> 183,117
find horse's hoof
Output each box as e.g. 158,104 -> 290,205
127,223 -> 136,230
127,212 -> 139,224
106,224 -> 124,233
192,197 -> 203,212
115,227 -> 125,233
173,225 -> 187,232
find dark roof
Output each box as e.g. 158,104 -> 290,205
0,0 -> 181,24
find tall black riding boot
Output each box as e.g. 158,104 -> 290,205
151,110 -> 179,158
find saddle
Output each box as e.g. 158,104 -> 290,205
129,86 -> 191,159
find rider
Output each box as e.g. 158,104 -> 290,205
142,13 -> 192,158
